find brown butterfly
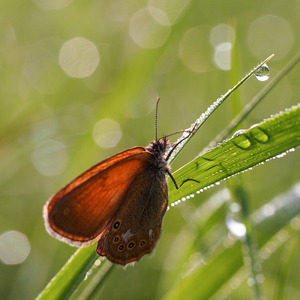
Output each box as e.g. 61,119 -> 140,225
43,99 -> 196,265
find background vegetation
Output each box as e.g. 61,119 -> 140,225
0,1 -> 299,299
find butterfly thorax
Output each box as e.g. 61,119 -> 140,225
145,138 -> 171,175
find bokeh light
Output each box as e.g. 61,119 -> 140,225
0,231 -> 30,265
179,26 -> 213,73
129,8 -> 171,48
248,15 -> 294,60
210,24 -> 235,70
291,217 -> 300,230
210,24 -> 236,48
213,42 -> 233,70
59,37 -> 100,78
93,118 -> 122,148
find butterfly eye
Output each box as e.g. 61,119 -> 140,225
113,221 -> 120,229
140,240 -> 146,247
118,244 -> 125,251
128,242 -> 135,249
113,236 -> 119,243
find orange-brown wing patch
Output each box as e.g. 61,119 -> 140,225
48,147 -> 145,207
43,148 -> 152,246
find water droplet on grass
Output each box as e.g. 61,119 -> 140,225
232,134 -> 251,149
255,63 -> 270,81
250,127 -> 269,143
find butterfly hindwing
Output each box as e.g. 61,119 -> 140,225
97,158 -> 168,265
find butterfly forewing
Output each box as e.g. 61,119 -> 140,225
44,148 -> 154,246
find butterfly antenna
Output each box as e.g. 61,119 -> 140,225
155,97 -> 160,141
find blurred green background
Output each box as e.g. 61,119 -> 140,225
1,0 -> 300,299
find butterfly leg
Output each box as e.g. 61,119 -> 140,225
166,170 -> 199,190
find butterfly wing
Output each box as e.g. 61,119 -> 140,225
43,147 -> 154,246
97,159 -> 168,265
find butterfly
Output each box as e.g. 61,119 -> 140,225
43,99 -> 197,265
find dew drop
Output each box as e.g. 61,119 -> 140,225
250,127 -> 269,143
232,134 -> 252,149
255,63 -> 270,81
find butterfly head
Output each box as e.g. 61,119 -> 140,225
146,136 -> 170,158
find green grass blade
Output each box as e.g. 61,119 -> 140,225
37,247 -> 98,300
168,104 -> 300,204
